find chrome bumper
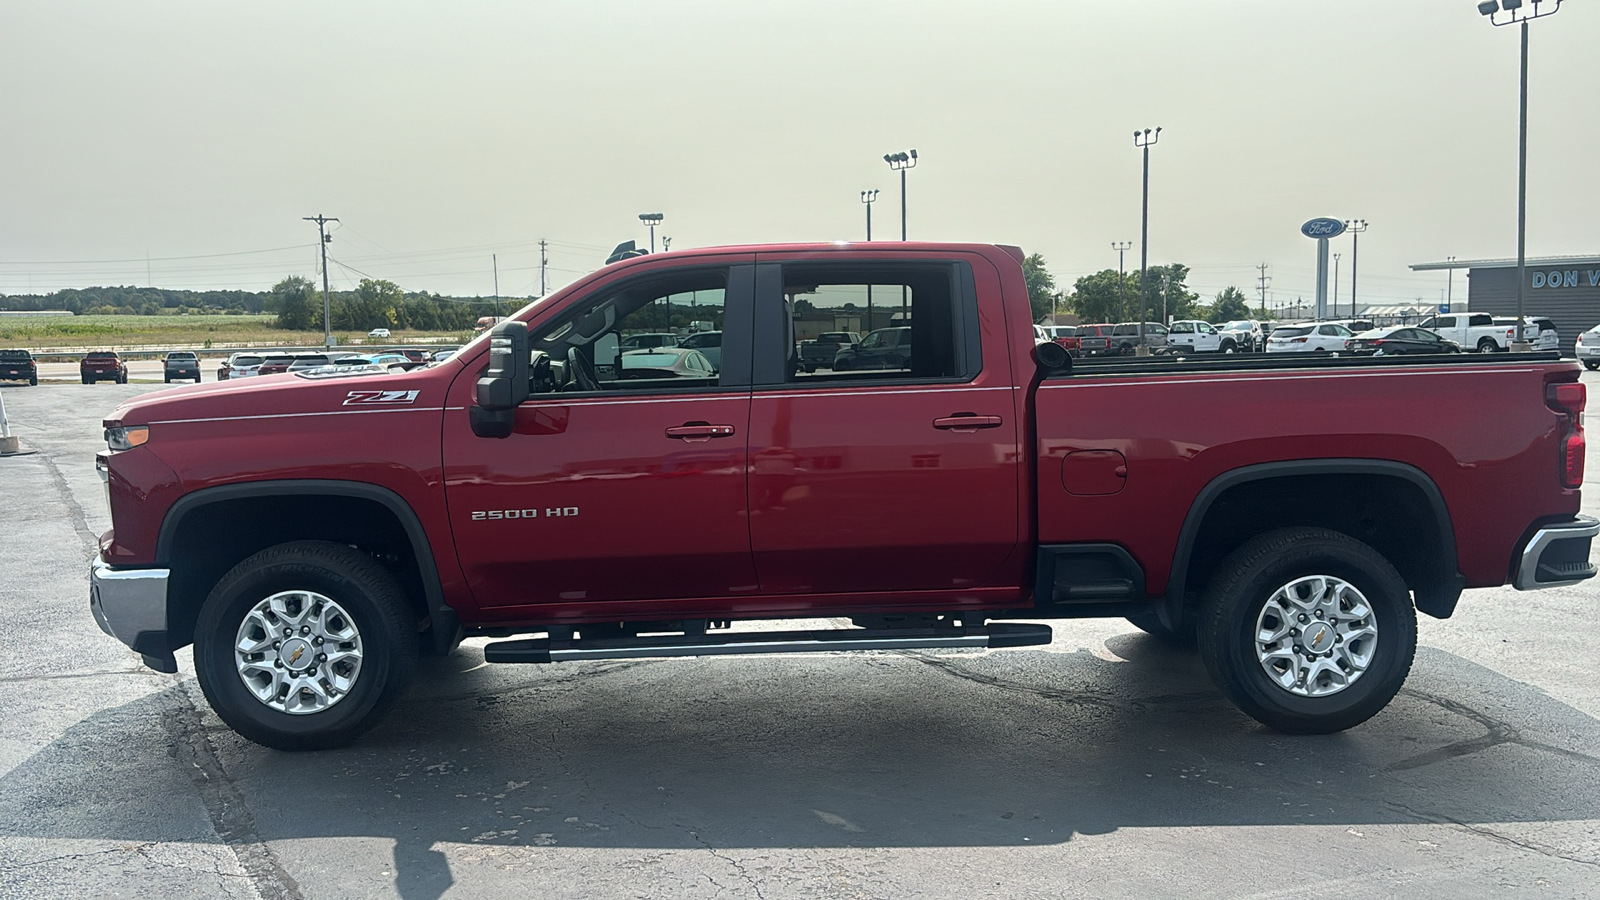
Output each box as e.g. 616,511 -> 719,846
89,558 -> 177,672
1514,516 -> 1600,591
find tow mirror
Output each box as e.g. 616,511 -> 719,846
471,321 -> 530,438
1034,340 -> 1072,375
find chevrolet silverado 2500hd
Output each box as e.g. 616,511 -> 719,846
90,242 -> 1597,749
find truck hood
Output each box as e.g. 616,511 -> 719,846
104,365 -> 449,428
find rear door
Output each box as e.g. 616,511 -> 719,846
744,252 -> 1023,598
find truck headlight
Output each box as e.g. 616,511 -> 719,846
104,425 -> 150,451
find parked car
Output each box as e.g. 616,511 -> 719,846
1218,320 -> 1263,352
620,332 -> 679,351
1265,323 -> 1354,353
1040,325 -> 1082,356
80,351 -> 127,384
1345,327 -> 1463,356
832,327 -> 913,370
677,330 -> 724,371
1110,322 -> 1169,355
257,354 -> 299,376
365,353 -> 415,369
798,331 -> 858,372
431,349 -> 459,363
368,328 -> 392,340
0,348 -> 38,386
1418,313 -> 1516,353
90,239 -> 1596,752
163,351 -> 201,383
618,347 -> 717,379
285,354 -> 337,373
1168,320 -> 1228,353
217,353 -> 264,381
1493,316 -> 1559,352
1576,325 -> 1600,370
394,349 -> 430,364
1076,324 -> 1117,357
473,316 -> 506,335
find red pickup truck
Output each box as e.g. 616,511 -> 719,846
90,242 -> 1597,750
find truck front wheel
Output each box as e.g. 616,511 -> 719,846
1198,527 -> 1415,734
193,540 -> 419,751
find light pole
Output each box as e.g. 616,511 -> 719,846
884,150 -> 918,323
1447,255 -> 1458,312
1112,241 -> 1132,321
639,213 -> 664,254
1332,252 -> 1342,318
1134,127 -> 1161,353
1478,0 -> 1563,351
1344,219 -> 1367,319
861,189 -> 879,330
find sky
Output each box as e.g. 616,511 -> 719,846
1,0 -> 1597,311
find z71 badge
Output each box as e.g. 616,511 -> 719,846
344,389 -> 421,406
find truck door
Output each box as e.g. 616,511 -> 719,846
744,254 -> 1023,598
442,260 -> 758,608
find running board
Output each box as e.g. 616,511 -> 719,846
483,623 -> 1052,664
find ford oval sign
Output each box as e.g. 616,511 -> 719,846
1301,218 -> 1346,239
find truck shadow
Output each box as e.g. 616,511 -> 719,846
3,639 -> 1598,900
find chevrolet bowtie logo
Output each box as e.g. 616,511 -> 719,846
289,646 -> 305,665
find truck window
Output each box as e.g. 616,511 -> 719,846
762,262 -> 974,385
528,268 -> 733,395
1469,314 -> 1493,326
1436,316 -> 1456,328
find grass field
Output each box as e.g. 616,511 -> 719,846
0,314 -> 468,350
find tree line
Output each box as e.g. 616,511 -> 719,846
0,278 -> 523,333
1022,254 -> 1266,326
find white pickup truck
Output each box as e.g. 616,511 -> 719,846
1418,313 -> 1518,353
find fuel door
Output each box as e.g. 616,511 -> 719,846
1061,450 -> 1128,496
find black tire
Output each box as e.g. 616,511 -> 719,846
29,376 -> 37,386
193,540 -> 419,751
1198,527 -> 1416,734
1125,608 -> 1197,646
1585,361 -> 1599,371
1477,339 -> 1497,354
164,376 -> 171,383
81,375 -> 90,384
1220,339 -> 1236,354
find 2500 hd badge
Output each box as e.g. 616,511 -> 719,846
471,507 -> 580,520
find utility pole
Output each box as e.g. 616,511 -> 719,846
538,240 -> 548,297
1134,127 -> 1162,353
493,253 -> 500,317
303,214 -> 339,347
1257,263 -> 1272,313
1113,241 -> 1132,321
1345,219 -> 1367,320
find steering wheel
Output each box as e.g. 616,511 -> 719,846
566,346 -> 601,392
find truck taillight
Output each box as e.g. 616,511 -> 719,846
1548,382 -> 1586,489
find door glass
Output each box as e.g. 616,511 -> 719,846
774,264 -> 966,383
530,270 -> 728,394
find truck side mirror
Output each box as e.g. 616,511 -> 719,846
471,321 -> 530,438
1034,340 -> 1072,375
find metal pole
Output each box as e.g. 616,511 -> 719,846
864,192 -> 874,329
1139,141 -> 1149,342
899,168 -> 907,241
1350,230 -> 1358,319
1333,252 -> 1341,318
319,220 -> 332,347
493,253 -> 500,317
1514,18 -> 1530,349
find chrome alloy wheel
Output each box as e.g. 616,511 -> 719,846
1253,575 -> 1378,698
234,591 -> 363,715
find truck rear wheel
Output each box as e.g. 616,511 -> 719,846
1477,339 -> 1497,353
1198,527 -> 1415,734
193,540 -> 419,751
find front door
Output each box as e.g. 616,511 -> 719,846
443,260 -> 759,608
744,255 -> 1023,598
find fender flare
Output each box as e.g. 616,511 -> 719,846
1165,459 -> 1463,618
157,479 -> 461,653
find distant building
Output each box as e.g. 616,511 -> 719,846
1411,255 -> 1600,354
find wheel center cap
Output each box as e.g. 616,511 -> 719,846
280,637 -> 314,671
1303,621 -> 1336,654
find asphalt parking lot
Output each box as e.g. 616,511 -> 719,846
2,378 -> 1599,899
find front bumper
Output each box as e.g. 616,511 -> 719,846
1514,516 -> 1600,591
89,558 -> 177,672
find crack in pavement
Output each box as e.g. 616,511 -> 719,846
1389,687 -> 1600,772
1383,799 -> 1600,869
0,843 -> 155,872
682,828 -> 768,900
901,650 -> 1213,713
0,668 -> 168,684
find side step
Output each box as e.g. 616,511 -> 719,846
483,622 -> 1052,664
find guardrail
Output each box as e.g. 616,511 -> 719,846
28,341 -> 464,362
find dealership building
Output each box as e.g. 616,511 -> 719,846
1411,255 -> 1600,355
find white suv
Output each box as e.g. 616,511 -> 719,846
368,327 -> 392,340
1266,322 -> 1353,353
1576,325 -> 1600,370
